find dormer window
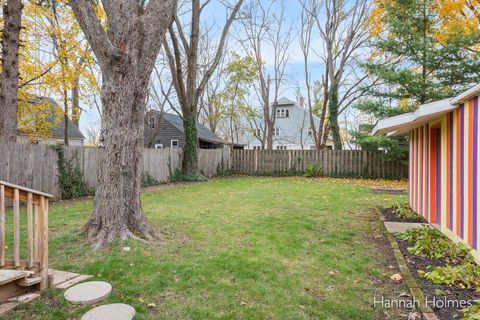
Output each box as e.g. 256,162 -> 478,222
276,108 -> 290,118
148,114 -> 156,128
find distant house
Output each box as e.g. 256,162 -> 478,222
242,97 -> 333,150
144,111 -> 225,149
18,97 -> 85,146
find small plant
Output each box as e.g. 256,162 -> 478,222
141,172 -> 160,187
463,301 -> 480,319
304,163 -> 324,178
398,225 -> 473,264
419,263 -> 480,290
387,201 -> 421,220
171,168 -> 208,182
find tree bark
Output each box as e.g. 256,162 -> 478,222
69,0 -> 176,248
182,110 -> 199,173
328,83 -> 342,150
0,0 -> 22,142
84,67 -> 157,248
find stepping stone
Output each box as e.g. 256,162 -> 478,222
384,221 -> 427,233
81,303 -> 135,320
64,281 -> 112,305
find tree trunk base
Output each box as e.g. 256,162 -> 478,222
83,212 -> 162,250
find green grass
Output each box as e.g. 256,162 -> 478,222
4,177 -> 407,320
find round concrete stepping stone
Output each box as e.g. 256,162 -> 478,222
81,303 -> 136,320
64,281 -> 112,305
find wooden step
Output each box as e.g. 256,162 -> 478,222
16,276 -> 42,287
0,302 -> 18,316
7,293 -> 40,303
0,270 -> 29,286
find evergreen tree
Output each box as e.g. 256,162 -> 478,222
353,0 -> 480,161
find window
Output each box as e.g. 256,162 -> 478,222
308,127 -> 313,136
254,128 -> 261,137
276,108 -> 290,118
253,146 -> 262,150
171,140 -> 179,148
148,114 -> 156,128
273,128 -> 280,136
154,144 -> 163,149
276,145 -> 287,150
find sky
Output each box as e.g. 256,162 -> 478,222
79,0 -> 328,135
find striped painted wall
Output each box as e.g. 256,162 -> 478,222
409,95 -> 480,254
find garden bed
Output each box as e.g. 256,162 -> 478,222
380,206 -> 426,223
395,236 -> 480,319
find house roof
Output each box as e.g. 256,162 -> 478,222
372,84 -> 480,136
161,112 -> 225,144
19,97 -> 85,140
275,97 -> 296,106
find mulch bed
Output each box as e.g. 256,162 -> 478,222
395,237 -> 480,319
380,207 -> 427,223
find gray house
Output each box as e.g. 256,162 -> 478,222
144,111 -> 225,149
242,97 -> 333,150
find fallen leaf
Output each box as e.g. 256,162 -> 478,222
390,273 -> 402,281
147,303 -> 156,308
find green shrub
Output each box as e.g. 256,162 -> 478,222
141,172 -> 160,187
398,225 -> 473,264
387,201 -> 421,220
304,163 -> 324,178
171,168 -> 208,182
419,263 -> 480,290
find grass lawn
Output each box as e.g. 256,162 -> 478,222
5,177 -> 408,320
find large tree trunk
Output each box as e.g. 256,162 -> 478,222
0,0 -> 22,142
84,68 -> 156,248
328,83 -> 342,150
69,0 -> 176,248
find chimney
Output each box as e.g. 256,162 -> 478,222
299,95 -> 305,108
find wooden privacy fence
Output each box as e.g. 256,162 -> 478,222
0,181 -> 51,290
0,142 -> 230,199
231,149 -> 408,179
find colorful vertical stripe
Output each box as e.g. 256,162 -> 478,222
408,95 -> 480,254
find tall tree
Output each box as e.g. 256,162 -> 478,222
0,0 -> 23,142
299,0 -> 370,150
162,0 -> 244,175
238,0 -> 292,150
354,0 -> 480,160
69,0 -> 177,248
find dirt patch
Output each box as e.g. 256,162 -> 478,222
368,213 -> 418,320
395,237 -> 480,319
380,207 -> 427,223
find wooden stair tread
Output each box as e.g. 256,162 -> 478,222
16,276 -> 42,287
7,292 -> 40,303
0,270 -> 29,286
0,302 -> 18,316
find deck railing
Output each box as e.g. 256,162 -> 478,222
0,180 -> 52,290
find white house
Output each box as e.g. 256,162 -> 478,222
242,97 -> 333,150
